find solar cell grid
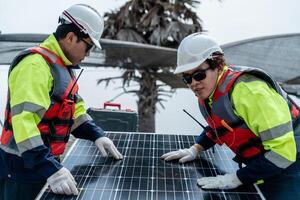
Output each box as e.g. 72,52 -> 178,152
37,132 -> 264,200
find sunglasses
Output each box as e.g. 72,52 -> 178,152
79,38 -> 95,53
182,67 -> 211,84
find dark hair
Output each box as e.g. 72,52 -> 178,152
206,52 -> 226,70
54,23 -> 89,41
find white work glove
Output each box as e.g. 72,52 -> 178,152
197,173 -> 242,190
95,137 -> 123,160
160,146 -> 199,163
47,167 -> 78,195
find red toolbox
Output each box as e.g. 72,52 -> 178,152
87,102 -> 138,132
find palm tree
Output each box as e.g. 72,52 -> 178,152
100,0 -> 203,132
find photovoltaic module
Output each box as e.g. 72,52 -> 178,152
37,132 -> 264,200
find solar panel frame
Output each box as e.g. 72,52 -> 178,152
37,132 -> 265,200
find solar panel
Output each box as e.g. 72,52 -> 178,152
37,132 -> 265,200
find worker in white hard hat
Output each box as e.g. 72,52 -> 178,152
161,33 -> 300,200
0,4 -> 122,199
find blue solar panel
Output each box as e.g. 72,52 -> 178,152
37,132 -> 264,200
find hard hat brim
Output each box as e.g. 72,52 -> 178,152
91,37 -> 102,49
174,59 -> 205,74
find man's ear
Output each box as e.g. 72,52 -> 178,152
65,32 -> 76,44
217,66 -> 223,75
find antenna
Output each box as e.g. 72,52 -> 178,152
68,69 -> 84,98
183,109 -> 215,153
183,109 -> 208,131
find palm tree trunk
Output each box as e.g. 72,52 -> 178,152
137,70 -> 157,132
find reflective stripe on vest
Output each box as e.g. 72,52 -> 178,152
0,46 -> 78,156
199,66 -> 299,165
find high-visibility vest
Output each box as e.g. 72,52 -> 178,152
1,46 -> 78,156
199,66 -> 299,164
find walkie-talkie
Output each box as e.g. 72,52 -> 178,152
58,69 -> 84,120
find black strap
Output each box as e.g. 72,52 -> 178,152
3,122 -> 12,131
41,134 -> 51,147
232,137 -> 264,168
236,137 -> 263,155
41,133 -> 70,143
40,118 -> 73,126
293,116 -> 300,130
40,118 -> 72,147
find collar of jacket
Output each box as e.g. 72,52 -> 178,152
40,34 -> 80,69
207,65 -> 229,107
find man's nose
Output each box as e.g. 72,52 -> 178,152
191,77 -> 198,86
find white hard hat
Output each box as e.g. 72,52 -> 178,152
174,33 -> 223,74
59,4 -> 104,49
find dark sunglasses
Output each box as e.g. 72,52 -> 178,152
182,67 -> 211,84
79,38 -> 95,53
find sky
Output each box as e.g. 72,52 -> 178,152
1,0 -> 300,44
1,0 -> 300,134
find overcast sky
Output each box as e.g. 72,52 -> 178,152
1,0 -> 300,44
1,0 -> 300,134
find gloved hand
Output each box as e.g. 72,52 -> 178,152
197,173 -> 242,189
160,145 -> 200,163
47,167 -> 78,195
95,137 -> 123,160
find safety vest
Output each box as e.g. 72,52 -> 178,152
1,46 -> 78,156
199,66 -> 300,164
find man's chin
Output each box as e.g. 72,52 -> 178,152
195,92 -> 208,100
